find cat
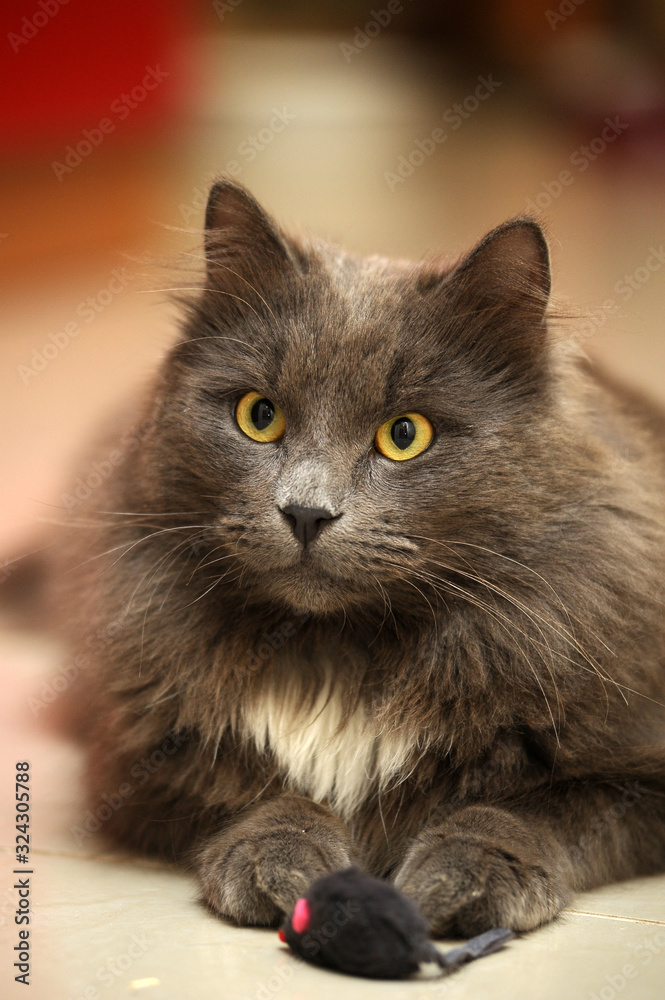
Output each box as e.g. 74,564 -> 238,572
55,178 -> 665,937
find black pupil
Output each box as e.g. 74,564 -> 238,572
391,418 -> 416,450
251,398 -> 275,430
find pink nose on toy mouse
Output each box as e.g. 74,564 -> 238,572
291,897 -> 310,934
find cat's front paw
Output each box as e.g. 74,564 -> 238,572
197,796 -> 354,926
393,806 -> 572,937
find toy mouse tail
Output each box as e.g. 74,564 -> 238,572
428,927 -> 515,973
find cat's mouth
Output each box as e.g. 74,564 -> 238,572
233,524 -> 376,614
269,551 -> 366,615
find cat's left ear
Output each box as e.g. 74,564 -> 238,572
425,218 -> 551,385
448,218 -> 551,326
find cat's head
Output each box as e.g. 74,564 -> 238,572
153,180 -> 557,617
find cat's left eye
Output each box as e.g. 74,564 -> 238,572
374,412 -> 433,461
236,391 -> 286,443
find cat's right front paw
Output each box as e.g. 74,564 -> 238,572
197,798 -> 354,926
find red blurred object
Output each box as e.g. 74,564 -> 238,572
1,0 -> 196,150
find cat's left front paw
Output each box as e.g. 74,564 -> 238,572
393,806 -> 572,936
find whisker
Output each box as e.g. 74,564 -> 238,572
367,573 -> 398,645
203,260 -> 280,328
422,553 -> 618,711
410,567 -> 562,739
176,333 -> 265,363
177,562 -> 240,611
412,534 -> 615,661
403,531 -> 620,710
64,525 -> 209,577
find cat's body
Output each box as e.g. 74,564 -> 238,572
56,181 -> 665,936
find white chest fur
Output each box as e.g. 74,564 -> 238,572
240,671 -> 419,819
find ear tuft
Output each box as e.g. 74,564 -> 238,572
420,218 -> 553,392
203,178 -> 298,299
204,180 -> 279,247
454,218 -> 551,322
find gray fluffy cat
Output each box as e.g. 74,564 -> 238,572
56,179 -> 665,936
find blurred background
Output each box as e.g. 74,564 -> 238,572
2,0 -> 665,553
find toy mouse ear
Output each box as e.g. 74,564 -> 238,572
203,178 -> 301,300
291,897 -> 310,934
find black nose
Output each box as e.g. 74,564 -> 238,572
280,504 -> 336,548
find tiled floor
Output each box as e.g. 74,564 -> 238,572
2,29 -> 665,1000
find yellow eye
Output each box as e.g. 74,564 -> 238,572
236,391 -> 285,443
374,412 -> 433,461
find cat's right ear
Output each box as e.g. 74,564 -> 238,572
203,179 -> 300,300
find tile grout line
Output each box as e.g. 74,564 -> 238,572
0,844 -> 175,870
567,909 -> 665,926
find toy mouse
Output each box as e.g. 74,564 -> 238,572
278,867 -> 514,979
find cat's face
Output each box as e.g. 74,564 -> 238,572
157,182 -> 553,616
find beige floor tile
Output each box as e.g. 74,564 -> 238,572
569,876 -> 665,925
2,850 -> 665,1000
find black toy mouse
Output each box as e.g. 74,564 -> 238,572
278,867 -> 514,980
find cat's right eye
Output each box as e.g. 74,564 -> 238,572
236,391 -> 286,443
